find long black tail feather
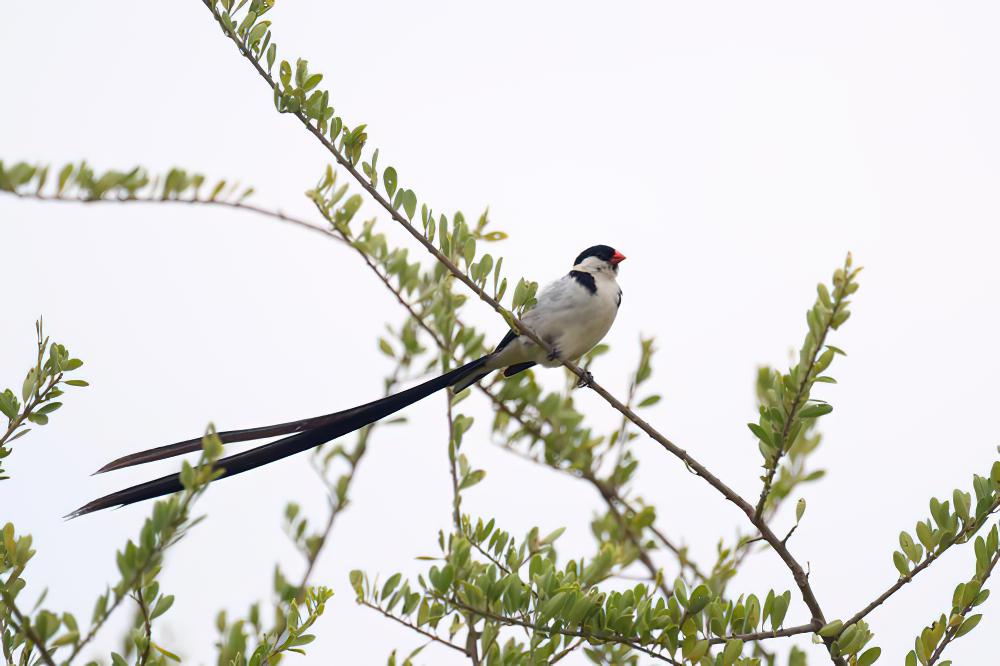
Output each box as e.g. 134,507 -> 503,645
69,356 -> 488,517
95,409 -> 362,474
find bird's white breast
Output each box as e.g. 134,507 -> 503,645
519,271 -> 621,366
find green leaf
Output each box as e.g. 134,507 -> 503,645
303,73 -> 323,91
798,403 -> 833,419
956,614 -> 982,637
0,390 -> 18,419
818,620 -> 843,637
857,647 -> 881,666
893,550 -> 910,576
747,422 -> 771,444
796,498 -> 806,523
637,395 -> 661,408
266,43 -> 277,73
383,167 -> 398,200
401,190 -> 417,221
722,639 -> 743,666
153,643 -> 181,662
150,595 -> 175,620
381,573 -> 402,601
459,470 -> 486,490
770,592 -> 789,630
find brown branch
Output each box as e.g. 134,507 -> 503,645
585,471 -> 673,598
359,600 -> 466,656
1,594 -> 57,666
928,546 -> 1000,665
446,389 -> 462,533
294,366 -> 404,598
3,190 -> 346,245
707,622 -> 819,645
753,270 -> 848,521
134,587 -> 153,666
845,495 -> 1000,630
448,598 -> 682,665
550,638 -> 584,663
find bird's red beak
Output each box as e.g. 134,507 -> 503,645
610,250 -> 626,266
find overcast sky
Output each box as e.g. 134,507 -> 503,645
4,2 -> 1000,664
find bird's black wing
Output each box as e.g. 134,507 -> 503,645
494,329 -> 518,352
503,362 -> 536,377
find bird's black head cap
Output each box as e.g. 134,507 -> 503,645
574,245 -> 620,266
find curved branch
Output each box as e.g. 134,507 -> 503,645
3,190 -> 346,245
707,622 -> 819,645
448,598 -> 682,664
359,600 -> 466,656
928,546 -> 1000,665
845,494 -> 1000,629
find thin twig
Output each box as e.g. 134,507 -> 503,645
927,546 -> 1000,665
3,190 -> 347,245
707,622 -> 819,645
1,593 -> 58,666
294,367 -> 404,598
448,598 -> 681,665
753,271 -> 848,521
845,495 -> 1000,630
134,586 -> 153,666
359,600 -> 466,655
584,471 -> 672,598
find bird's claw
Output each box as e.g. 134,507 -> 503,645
576,371 -> 594,389
547,346 -> 562,362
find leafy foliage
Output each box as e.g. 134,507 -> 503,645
0,161 -> 252,204
0,319 -> 86,481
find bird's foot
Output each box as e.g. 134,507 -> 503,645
575,371 -> 594,389
546,345 -> 562,362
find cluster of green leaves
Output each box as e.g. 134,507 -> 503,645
0,160 -> 253,204
351,515 -> 810,665
812,619 -> 879,665
749,254 -> 861,516
0,420 -> 223,666
750,366 -> 824,516
214,0 -> 552,342
904,525 -> 998,666
0,319 -> 86,480
308,163 -> 520,324
892,460 -> 1000,579
214,585 -> 333,666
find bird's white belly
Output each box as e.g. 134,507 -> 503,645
487,269 -> 621,372
515,294 -> 617,367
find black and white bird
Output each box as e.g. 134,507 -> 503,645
70,245 -> 625,517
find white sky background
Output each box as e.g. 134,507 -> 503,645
3,1 -> 1000,663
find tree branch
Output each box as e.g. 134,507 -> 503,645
448,598 -> 682,665
0,596 -> 57,666
927,545 -> 1000,665
707,622 -> 819,645
359,600 -> 466,656
845,495 -> 1000,630
3,190 -> 346,245
753,272 -> 849,521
